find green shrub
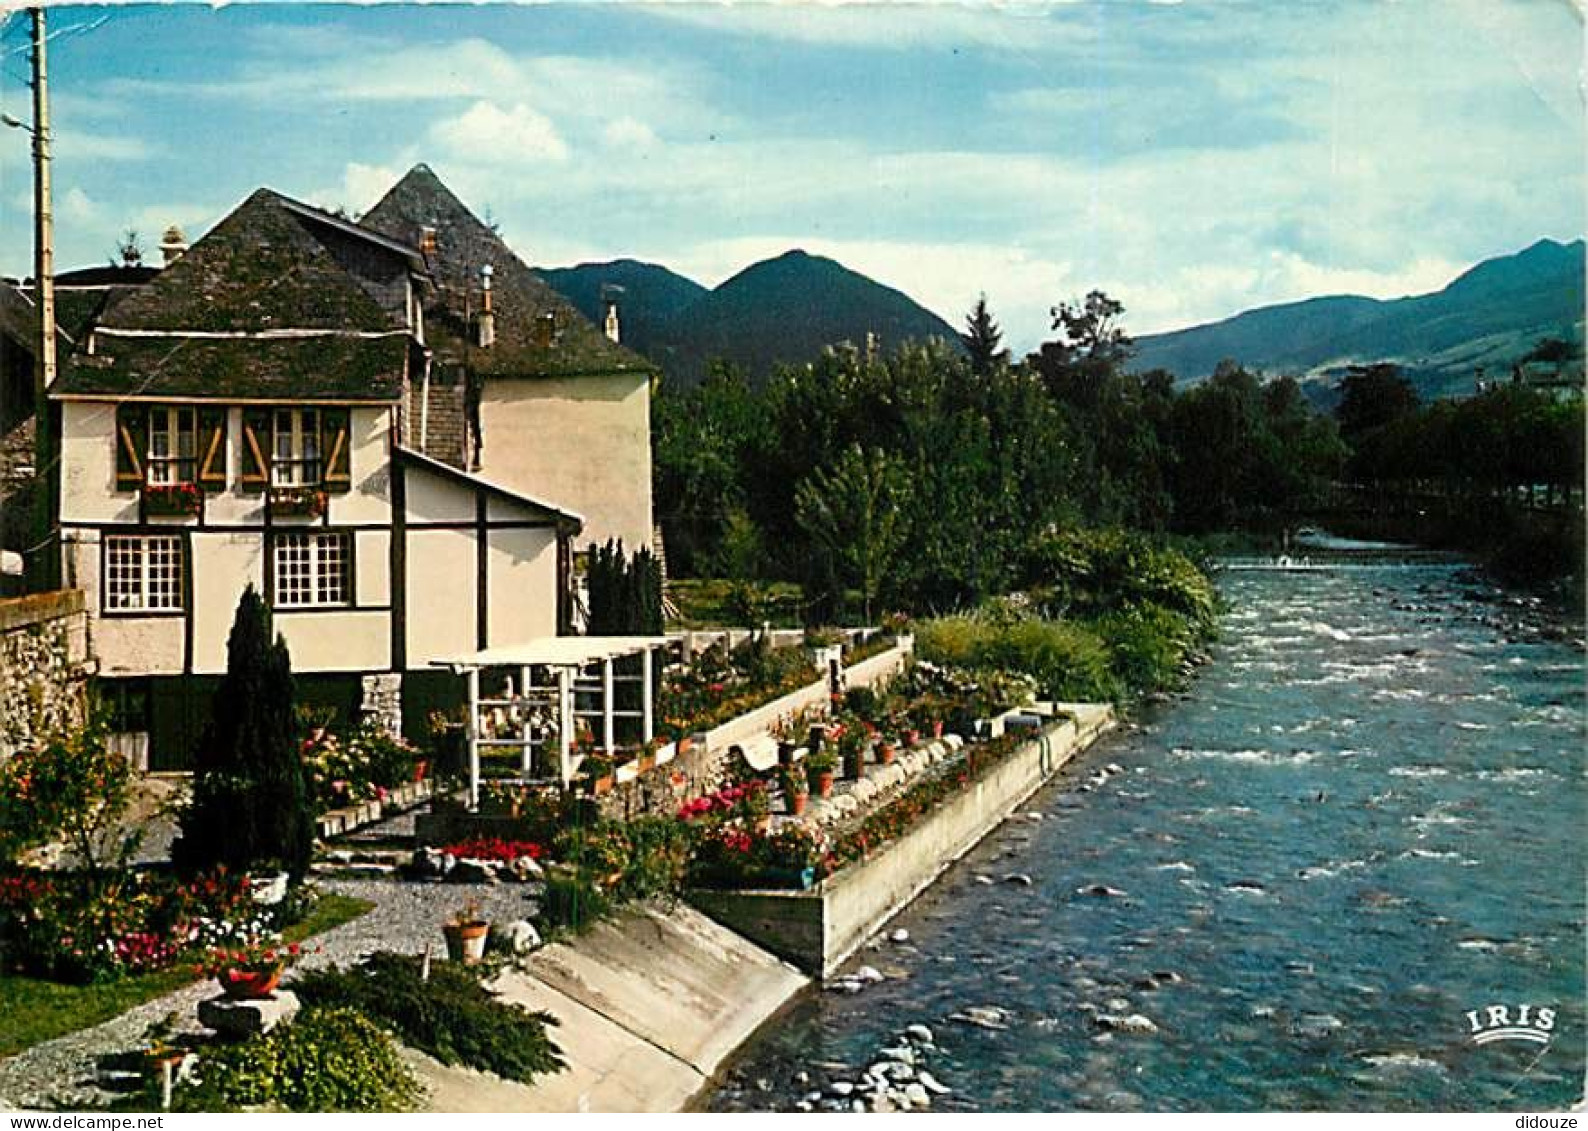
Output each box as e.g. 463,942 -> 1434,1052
173,1005 -> 421,1112
916,615 -> 1118,703
293,952 -> 564,1086
613,816 -> 694,901
536,870 -> 611,935
1095,601 -> 1198,694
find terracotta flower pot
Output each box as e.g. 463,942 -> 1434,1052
816,771 -> 835,798
932,720 -> 944,739
789,791 -> 808,816
877,743 -> 896,765
443,920 -> 490,965
218,966 -> 283,1000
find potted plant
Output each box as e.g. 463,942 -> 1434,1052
268,485 -> 328,519
443,899 -> 490,965
198,937 -> 303,999
581,752 -> 616,796
143,481 -> 203,517
876,728 -> 897,765
779,764 -> 810,816
836,720 -> 867,781
805,749 -> 837,798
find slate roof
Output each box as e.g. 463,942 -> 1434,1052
100,189 -> 409,335
360,164 -> 655,380
52,187 -> 422,401
53,333 -> 409,402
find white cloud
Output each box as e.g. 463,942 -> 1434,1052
59,186 -> 100,224
52,130 -> 154,162
601,116 -> 659,152
428,101 -> 568,164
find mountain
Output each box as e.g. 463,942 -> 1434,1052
1132,238 -> 1586,399
535,258 -> 708,360
539,249 -> 963,386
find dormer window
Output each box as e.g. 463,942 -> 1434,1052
271,408 -> 322,487
147,406 -> 196,485
239,406 -> 352,493
114,404 -> 226,491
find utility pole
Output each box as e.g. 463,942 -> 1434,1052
29,5 -> 58,590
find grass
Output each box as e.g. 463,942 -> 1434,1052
0,892 -> 373,1058
666,579 -> 805,629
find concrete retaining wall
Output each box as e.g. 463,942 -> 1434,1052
0,590 -> 89,762
590,641 -> 912,823
411,901 -> 807,1112
691,703 -> 1115,976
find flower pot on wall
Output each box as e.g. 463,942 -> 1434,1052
217,966 -> 283,1000
443,920 -> 490,965
877,743 -> 896,766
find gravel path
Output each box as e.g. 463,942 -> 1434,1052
0,878 -> 540,1112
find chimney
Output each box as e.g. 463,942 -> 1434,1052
600,283 -> 624,344
418,225 -> 438,258
159,225 -> 187,266
476,264 -> 495,348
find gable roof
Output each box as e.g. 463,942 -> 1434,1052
395,445 -> 583,531
360,164 -> 655,380
53,333 -> 410,402
100,188 -> 409,335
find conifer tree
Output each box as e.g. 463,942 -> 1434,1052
173,585 -> 313,879
962,294 -> 1009,377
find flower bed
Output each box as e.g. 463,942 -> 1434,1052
658,637 -> 819,740
301,724 -> 424,815
0,866 -> 282,984
439,837 -> 544,863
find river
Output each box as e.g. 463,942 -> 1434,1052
707,554 -> 1586,1112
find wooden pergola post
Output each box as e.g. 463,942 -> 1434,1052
601,656 -> 615,753
465,667 -> 481,810
641,646 -> 654,744
519,664 -> 533,777
557,665 -> 573,785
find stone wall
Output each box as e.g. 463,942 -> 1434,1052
0,590 -> 89,761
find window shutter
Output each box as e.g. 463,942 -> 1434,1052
114,404 -> 146,491
240,409 -> 271,491
197,407 -> 227,489
322,407 -> 352,492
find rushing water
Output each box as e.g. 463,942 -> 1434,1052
708,557 -> 1586,1112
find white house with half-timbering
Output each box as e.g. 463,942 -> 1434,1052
46,169 -> 657,768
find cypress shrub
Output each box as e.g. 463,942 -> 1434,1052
172,585 -> 314,880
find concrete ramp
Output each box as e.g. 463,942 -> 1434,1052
413,901 -> 807,1112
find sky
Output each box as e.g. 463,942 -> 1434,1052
0,1 -> 1582,353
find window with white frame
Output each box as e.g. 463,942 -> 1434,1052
271,408 -> 322,487
105,535 -> 184,612
274,532 -> 350,607
147,406 -> 197,485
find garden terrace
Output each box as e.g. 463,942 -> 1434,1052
429,636 -> 672,805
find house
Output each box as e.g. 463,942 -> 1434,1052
45,179 -> 631,767
358,165 -> 657,556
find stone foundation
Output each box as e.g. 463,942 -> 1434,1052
0,590 -> 89,762
360,672 -> 403,736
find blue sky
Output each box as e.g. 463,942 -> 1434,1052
0,1 -> 1581,351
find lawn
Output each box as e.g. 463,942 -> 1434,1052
0,892 -> 373,1058
667,579 -> 807,629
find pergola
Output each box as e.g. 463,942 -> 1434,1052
431,636 -> 673,807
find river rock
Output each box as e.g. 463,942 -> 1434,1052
879,1045 -> 915,1066
1078,884 -> 1127,898
450,858 -> 498,884
829,1081 -> 855,1097
508,854 -> 544,881
951,1005 -> 1011,1030
856,965 -> 886,984
1003,872 -> 1034,886
903,1082 -> 931,1108
495,919 -> 542,955
1095,1012 -> 1158,1034
974,874 -> 996,885
1107,997 -> 1131,1012
890,928 -> 910,943
918,1070 -> 951,1095
905,1023 -> 935,1045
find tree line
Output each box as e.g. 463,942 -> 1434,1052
654,292 -> 1582,616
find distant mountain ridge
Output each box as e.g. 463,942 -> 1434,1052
1132,238 -> 1586,399
538,249 -> 962,386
